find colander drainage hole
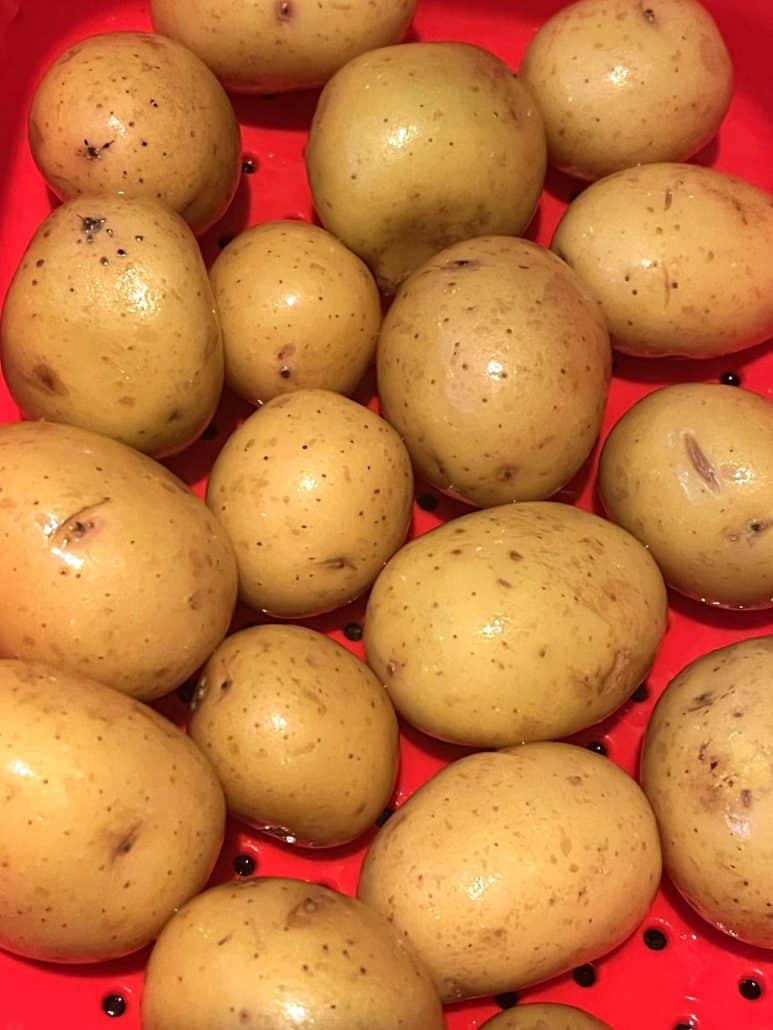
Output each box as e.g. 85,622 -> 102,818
417,492 -> 439,512
494,992 -> 518,1009
102,994 -> 126,1018
233,853 -> 256,877
344,623 -> 363,642
202,421 -> 220,440
585,741 -> 607,756
739,978 -> 763,1000
376,808 -> 394,826
176,679 -> 196,704
631,683 -> 649,703
720,371 -> 741,387
573,964 -> 597,987
242,157 -> 257,175
643,927 -> 668,950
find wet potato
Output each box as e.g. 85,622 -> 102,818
0,660 -> 225,963
484,1005 -> 612,1030
1,197 -> 223,456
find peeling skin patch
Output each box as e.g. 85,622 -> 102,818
684,433 -> 721,493
47,498 -> 110,548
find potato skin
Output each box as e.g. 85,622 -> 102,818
552,163 -> 773,358
189,625 -> 399,846
0,660 -> 225,963
599,384 -> 773,609
520,0 -> 732,180
359,745 -> 661,1001
1,197 -> 223,456
377,236 -> 611,506
142,878 -> 445,1030
206,389 -> 413,617
307,42 -> 546,292
364,502 -> 667,747
28,32 -> 240,234
642,637 -> 773,948
484,1005 -> 611,1030
210,221 -> 380,405
0,420 -> 237,700
150,0 -> 418,94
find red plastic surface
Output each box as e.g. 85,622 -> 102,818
0,1 -> 772,1028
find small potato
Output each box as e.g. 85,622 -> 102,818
0,660 -> 225,963
377,236 -> 611,507
210,222 -> 381,405
484,1005 -> 611,1030
28,32 -> 240,234
206,389 -> 413,617
642,637 -> 773,947
1,197 -> 222,456
142,878 -> 445,1030
599,384 -> 773,608
150,0 -> 418,93
520,0 -> 732,180
0,420 -> 237,700
359,744 -> 661,1001
307,42 -> 546,292
189,625 -> 399,847
364,502 -> 666,747
552,163 -> 773,358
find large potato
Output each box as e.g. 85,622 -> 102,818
189,625 -> 399,847
599,384 -> 773,609
307,42 -> 546,292
0,660 -> 225,963
484,1006 -> 611,1030
642,637 -> 773,948
0,421 -> 237,700
364,502 -> 666,747
210,221 -> 380,405
150,0 -> 418,93
28,32 -> 240,234
359,744 -> 661,1001
1,197 -> 222,456
206,389 -> 413,617
377,236 -> 611,507
142,878 -> 445,1029
520,0 -> 732,180
552,163 -> 773,357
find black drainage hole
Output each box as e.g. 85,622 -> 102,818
233,853 -> 256,877
202,421 -> 219,440
376,808 -> 394,827
643,927 -> 668,950
573,964 -> 597,987
102,995 -> 126,1018
586,740 -> 607,756
494,992 -> 518,1009
417,492 -> 439,512
720,371 -> 741,387
242,157 -> 257,174
631,683 -> 650,703
739,978 -> 763,1001
217,235 -> 233,250
176,679 -> 196,704
344,622 -> 363,642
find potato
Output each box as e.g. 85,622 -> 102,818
206,389 -> 413,617
0,420 -> 237,700
599,384 -> 773,609
189,625 -> 398,846
0,659 -> 224,962
150,0 -> 418,94
359,744 -> 661,1001
1,197 -> 223,456
210,221 -> 380,406
364,502 -> 666,747
377,236 -> 611,507
484,1006 -> 611,1030
642,637 -> 773,947
142,878 -> 445,1029
306,42 -> 546,292
28,32 -> 240,234
520,0 -> 732,181
552,163 -> 773,357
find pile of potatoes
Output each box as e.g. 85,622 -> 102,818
0,0 -> 772,1027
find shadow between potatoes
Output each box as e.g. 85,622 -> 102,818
612,338 -> 772,389
10,945 -> 150,982
198,173 -> 253,267
229,88 -> 321,132
164,387 -> 253,490
666,591 -> 773,635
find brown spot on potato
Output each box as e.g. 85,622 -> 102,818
444,258 -> 480,270
110,821 -> 143,862
497,578 -> 512,588
740,789 -> 753,808
509,550 -> 523,561
284,892 -> 336,928
686,690 -> 715,712
48,498 -> 110,548
684,434 -> 720,493
496,464 -> 518,482
31,363 -> 68,395
217,934 -> 232,946
642,7 -> 656,23
276,0 -> 293,20
320,556 -> 356,570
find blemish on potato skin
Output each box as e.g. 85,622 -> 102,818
31,363 -> 68,396
276,0 -> 293,21
684,433 -> 720,493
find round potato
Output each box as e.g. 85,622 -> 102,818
0,420 -> 237,700
0,660 -> 225,963
552,163 -> 773,358
520,0 -> 732,180
210,221 -> 381,405
364,502 -> 666,747
642,637 -> 773,947
484,1005 -> 611,1030
359,744 -> 661,1001
206,389 -> 413,617
377,236 -> 611,507
189,625 -> 399,846
28,32 -> 240,234
150,0 -> 418,93
307,42 -> 546,292
1,197 -> 222,456
599,384 -> 773,608
142,878 -> 445,1030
